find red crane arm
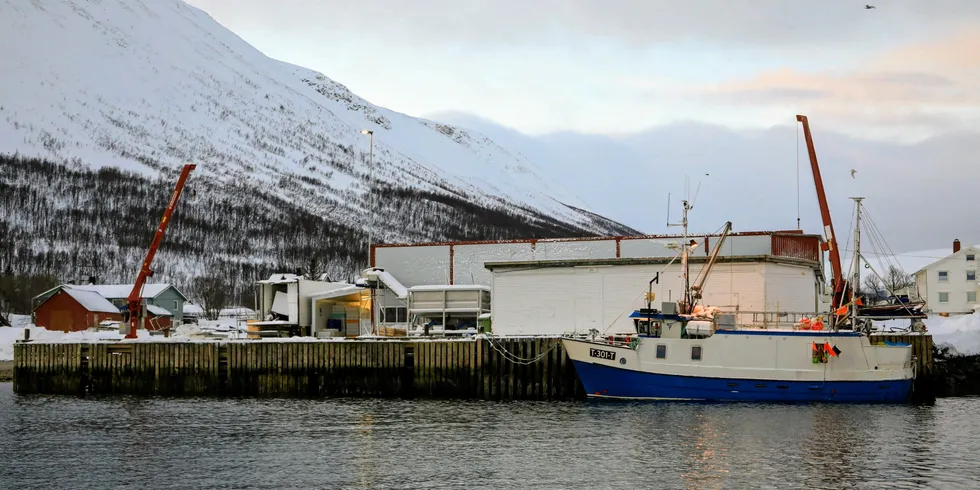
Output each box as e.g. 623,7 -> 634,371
796,115 -> 846,311
126,163 -> 196,338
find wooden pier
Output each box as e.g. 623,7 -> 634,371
11,337 -> 585,400
11,334 -> 937,402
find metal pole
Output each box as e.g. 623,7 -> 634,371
850,197 -> 864,330
361,129 -> 375,334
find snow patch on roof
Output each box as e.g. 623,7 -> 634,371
146,304 -> 173,316
73,284 -> 174,299
60,287 -> 121,314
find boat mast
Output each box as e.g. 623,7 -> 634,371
668,198 -> 693,311
850,197 -> 865,329
682,200 -> 691,309
851,197 -> 864,303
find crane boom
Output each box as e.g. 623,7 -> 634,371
796,115 -> 847,320
126,164 -> 196,339
689,221 -> 732,309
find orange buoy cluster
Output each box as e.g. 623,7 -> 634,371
797,317 -> 825,331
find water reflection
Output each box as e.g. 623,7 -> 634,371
352,412 -> 379,489
680,408 -> 729,490
2,385 -> 980,490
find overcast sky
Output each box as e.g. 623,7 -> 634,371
187,0 -> 980,141
185,0 -> 979,252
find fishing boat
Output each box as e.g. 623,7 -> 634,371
561,115 -> 916,403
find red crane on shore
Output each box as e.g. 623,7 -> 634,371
125,164 -> 196,339
796,115 -> 850,328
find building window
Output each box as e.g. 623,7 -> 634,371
938,292 -> 949,303
656,344 -> 667,359
968,254 -> 976,261
381,307 -> 407,323
968,271 -> 977,281
969,292 -> 977,303
691,346 -> 702,361
938,271 -> 948,282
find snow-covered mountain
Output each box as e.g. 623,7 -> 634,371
0,0 -> 635,306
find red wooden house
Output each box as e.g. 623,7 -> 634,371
32,286 -> 123,332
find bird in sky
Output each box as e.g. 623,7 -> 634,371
865,4 -> 876,9
850,169 -> 858,179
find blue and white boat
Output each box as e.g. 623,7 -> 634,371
561,321 -> 915,403
562,186 -> 916,403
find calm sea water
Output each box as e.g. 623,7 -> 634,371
1,383 -> 979,490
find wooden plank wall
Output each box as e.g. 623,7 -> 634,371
12,337 -> 586,400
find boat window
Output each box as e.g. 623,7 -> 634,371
691,346 -> 702,361
656,344 -> 667,359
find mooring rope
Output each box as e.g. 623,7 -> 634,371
482,335 -> 563,365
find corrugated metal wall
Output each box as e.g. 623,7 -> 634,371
452,243 -> 528,286
490,262 -> 779,336
762,263 -> 817,313
771,235 -> 820,262
374,245 -> 451,287
374,234 -> 820,289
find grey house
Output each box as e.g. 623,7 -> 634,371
72,283 -> 189,325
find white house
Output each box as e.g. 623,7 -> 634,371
914,240 -> 980,314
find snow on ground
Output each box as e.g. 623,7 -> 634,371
4,310 -> 979,361
921,314 -> 980,355
0,322 -> 153,360
875,313 -> 980,355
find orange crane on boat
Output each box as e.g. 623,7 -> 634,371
796,115 -> 850,328
125,164 -> 196,339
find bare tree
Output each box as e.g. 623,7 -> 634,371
862,274 -> 886,300
0,297 -> 10,327
862,265 -> 914,300
301,255 -> 330,281
192,276 -> 229,321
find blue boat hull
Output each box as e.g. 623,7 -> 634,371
571,360 -> 913,403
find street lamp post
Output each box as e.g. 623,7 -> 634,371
360,129 -> 375,335
360,129 -> 374,266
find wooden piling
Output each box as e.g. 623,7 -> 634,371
11,337 -> 587,400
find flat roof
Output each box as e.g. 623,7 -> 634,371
408,285 -> 491,292
484,255 -> 821,271
373,230 -> 823,249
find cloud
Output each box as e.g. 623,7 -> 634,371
690,30 -> 980,139
186,0 -> 980,49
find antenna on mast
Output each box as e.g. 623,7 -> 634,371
666,192 -> 671,229
690,173 -> 708,209
667,191 -> 695,313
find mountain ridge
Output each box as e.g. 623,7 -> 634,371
0,0 -> 636,311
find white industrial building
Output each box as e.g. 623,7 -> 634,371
369,231 -> 826,336
253,274 -> 368,337
914,239 -> 980,315
485,257 -> 821,336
